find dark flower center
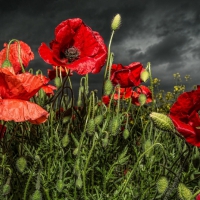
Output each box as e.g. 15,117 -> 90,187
64,47 -> 79,63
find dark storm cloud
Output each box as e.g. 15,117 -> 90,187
0,0 -> 200,91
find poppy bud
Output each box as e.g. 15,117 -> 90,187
138,94 -> 147,106
123,129 -> 130,139
16,157 -> 27,173
156,176 -> 168,194
61,133 -> 70,147
2,183 -> 11,195
56,179 -> 64,193
140,70 -> 149,82
76,175 -> 83,189
1,59 -> 12,68
104,79 -> 113,95
144,139 -> 152,158
71,133 -> 79,147
54,77 -> 62,88
32,190 -> 42,200
87,119 -> 96,136
178,183 -> 192,200
110,116 -> 120,135
73,147 -> 79,156
94,115 -> 104,125
150,112 -> 175,132
111,14 -> 121,31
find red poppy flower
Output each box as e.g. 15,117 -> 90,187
196,194 -> 200,200
131,85 -> 152,106
0,124 -> 6,140
38,18 -> 107,75
0,41 -> 34,74
113,87 -> 132,100
110,62 -> 145,88
102,95 -> 110,106
169,86 -> 200,147
38,75 -> 57,96
48,66 -> 73,80
0,67 -> 49,124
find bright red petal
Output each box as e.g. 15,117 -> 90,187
0,99 -> 49,124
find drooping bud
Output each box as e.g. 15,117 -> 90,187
156,176 -> 168,194
178,183 -> 192,200
87,119 -> 96,136
1,59 -> 12,68
150,112 -> 175,132
123,129 -> 130,139
16,157 -> 27,173
73,147 -> 79,156
109,116 -> 120,135
104,79 -> 113,95
94,115 -> 104,125
140,70 -> 149,82
54,77 -> 62,88
76,175 -> 83,189
2,183 -> 11,195
32,190 -> 42,200
138,94 -> 147,106
111,14 -> 121,31
56,179 -> 64,193
144,139 -> 152,158
61,133 -> 70,147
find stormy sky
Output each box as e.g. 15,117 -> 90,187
1,0 -> 200,94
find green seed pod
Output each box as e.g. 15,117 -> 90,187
110,117 -> 120,135
2,184 -> 11,195
104,79 -> 113,96
111,14 -> 121,31
156,176 -> 168,194
54,77 -> 62,88
150,112 -> 175,132
102,137 -> 109,148
140,70 -> 149,82
61,133 -> 70,147
16,157 -> 27,173
32,189 -> 42,200
1,59 -> 12,68
94,115 -> 104,125
76,176 -> 83,190
123,129 -> 130,139
178,183 -> 192,200
138,94 -> 147,106
56,179 -> 64,193
87,119 -> 95,136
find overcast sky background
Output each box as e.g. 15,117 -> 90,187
1,0 -> 200,95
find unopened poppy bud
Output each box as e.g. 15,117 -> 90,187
150,112 -> 175,132
61,133 -> 70,147
94,115 -> 104,125
140,70 -> 149,82
63,116 -> 71,124
156,176 -> 168,194
2,183 -> 11,195
138,94 -> 147,106
123,129 -> 130,139
178,183 -> 192,200
144,139 -> 152,157
1,59 -> 12,68
56,179 -> 64,193
73,147 -> 79,156
111,14 -> 121,31
87,119 -> 95,136
104,79 -> 113,95
54,77 -> 62,88
16,157 -> 27,173
32,189 -> 42,200
76,175 -> 83,189
110,117 -> 120,135
77,100 -> 83,107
